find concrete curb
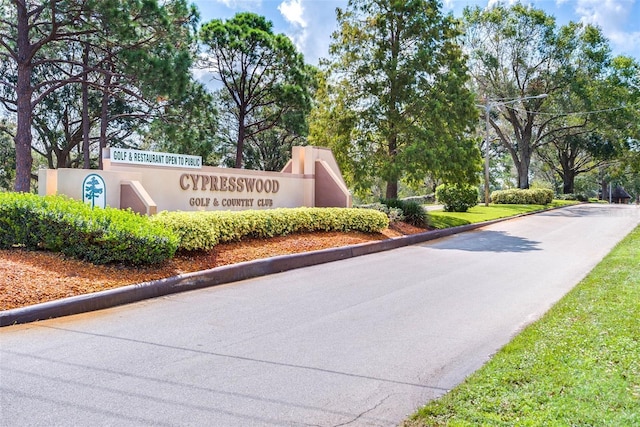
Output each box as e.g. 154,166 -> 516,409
1,209 -> 550,327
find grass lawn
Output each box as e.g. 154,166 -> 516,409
427,201 -> 577,229
404,224 -> 640,426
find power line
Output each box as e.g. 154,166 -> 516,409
503,102 -> 639,117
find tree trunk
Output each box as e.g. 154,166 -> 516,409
99,70 -> 112,170
82,42 -> 91,169
516,163 -> 530,189
385,180 -> 398,200
517,149 -> 532,189
14,81 -> 34,192
14,5 -> 34,192
562,172 -> 575,194
235,109 -> 246,168
601,179 -> 608,201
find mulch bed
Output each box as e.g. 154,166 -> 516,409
1,222 -> 427,310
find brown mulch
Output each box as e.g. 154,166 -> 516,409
0,222 -> 427,311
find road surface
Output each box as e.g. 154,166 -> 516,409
2,204 -> 639,426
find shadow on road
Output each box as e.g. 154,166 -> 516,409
428,230 -> 542,253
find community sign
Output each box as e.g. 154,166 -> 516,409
39,146 -> 352,215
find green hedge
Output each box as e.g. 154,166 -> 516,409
556,193 -> 588,202
356,203 -> 405,223
0,193 -> 389,261
379,198 -> 427,227
0,193 -> 177,265
491,188 -> 554,205
151,207 -> 389,252
435,184 -> 479,212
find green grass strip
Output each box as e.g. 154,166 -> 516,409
405,224 -> 640,426
427,201 -> 576,229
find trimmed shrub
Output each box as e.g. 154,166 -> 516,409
557,193 -> 587,202
356,202 -> 405,223
435,184 -> 479,212
379,198 -> 427,227
151,207 -> 389,252
0,192 -> 177,265
0,193 -> 390,260
491,188 -> 553,205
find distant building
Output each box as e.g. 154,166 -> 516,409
605,186 -> 632,204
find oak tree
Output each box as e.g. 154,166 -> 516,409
462,4 -> 633,190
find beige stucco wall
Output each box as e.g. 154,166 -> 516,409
38,146 -> 351,213
106,162 -> 309,211
39,168 -> 142,209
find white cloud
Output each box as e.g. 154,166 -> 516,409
286,28 -> 309,57
442,0 -> 455,9
575,0 -> 630,28
214,0 -> 261,9
608,29 -> 640,56
293,0 -> 344,65
277,0 -> 309,61
573,0 -> 639,58
278,0 -> 307,28
487,0 -> 520,8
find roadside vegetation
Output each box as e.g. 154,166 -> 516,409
0,192 -> 178,265
427,201 -> 577,229
0,192 -> 581,265
151,207 -> 389,251
0,193 -> 389,265
405,224 -> 640,426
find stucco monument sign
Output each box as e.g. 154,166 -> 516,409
39,146 -> 352,215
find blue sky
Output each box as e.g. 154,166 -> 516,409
191,0 -> 640,66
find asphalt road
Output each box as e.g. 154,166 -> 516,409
2,204 -> 639,426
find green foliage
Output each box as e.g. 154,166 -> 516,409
145,81 -> 220,166
319,0 -> 480,199
0,193 -> 177,265
199,12 -> 313,169
356,202 -> 405,223
556,193 -> 588,202
4,0 -> 199,190
401,201 -> 429,228
463,3 -> 630,190
151,208 -> 389,252
435,183 -> 479,212
379,198 -> 427,227
491,188 -> 554,205
536,132 -> 623,195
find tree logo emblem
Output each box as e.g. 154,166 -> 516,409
82,174 -> 107,208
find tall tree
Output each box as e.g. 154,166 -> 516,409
0,0 -> 197,191
198,12 -> 313,169
463,4 -> 621,189
90,0 -> 197,167
535,53 -> 640,193
0,0 -> 94,191
537,133 -> 619,194
316,0 -> 480,200
216,65 -> 317,171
